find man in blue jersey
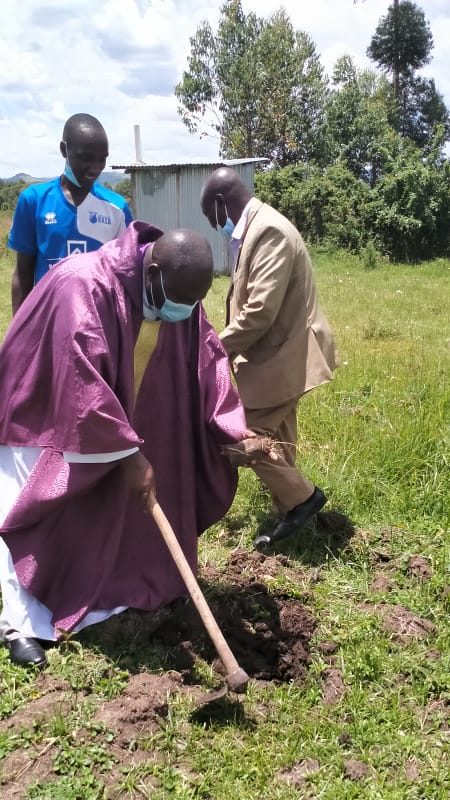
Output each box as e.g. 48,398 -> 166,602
8,113 -> 133,313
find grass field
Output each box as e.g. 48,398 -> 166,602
0,216 -> 449,799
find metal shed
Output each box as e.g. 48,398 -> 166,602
111,158 -> 266,274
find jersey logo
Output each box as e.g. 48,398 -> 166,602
67,240 -> 87,256
89,211 -> 112,225
44,212 -> 57,224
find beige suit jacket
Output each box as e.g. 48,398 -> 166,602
220,198 -> 337,409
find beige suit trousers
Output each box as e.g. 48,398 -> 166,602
245,397 -> 314,515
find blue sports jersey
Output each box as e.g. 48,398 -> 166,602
8,177 -> 133,283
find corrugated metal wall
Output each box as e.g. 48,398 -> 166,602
131,163 -> 257,274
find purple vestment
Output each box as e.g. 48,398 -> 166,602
0,222 -> 247,634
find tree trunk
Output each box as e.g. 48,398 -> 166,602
246,124 -> 253,158
393,0 -> 400,100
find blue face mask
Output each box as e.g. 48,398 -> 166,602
150,270 -> 198,323
62,141 -> 82,188
215,199 -> 235,239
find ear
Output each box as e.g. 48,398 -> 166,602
60,141 -> 67,159
143,259 -> 159,292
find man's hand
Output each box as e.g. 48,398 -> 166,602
121,451 -> 156,509
221,435 -> 280,467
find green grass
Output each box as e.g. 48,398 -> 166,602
0,212 -> 12,333
0,223 -> 449,798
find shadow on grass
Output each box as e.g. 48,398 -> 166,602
254,507 -> 356,566
189,696 -> 256,730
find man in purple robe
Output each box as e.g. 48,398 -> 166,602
0,221 -> 248,668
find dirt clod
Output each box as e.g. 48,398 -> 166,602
221,436 -> 281,466
322,668 -> 346,705
407,555 -> 433,581
279,758 -> 320,787
344,759 -> 371,780
316,640 -> 339,656
370,573 -> 394,592
425,649 -> 441,661
358,603 -> 437,643
405,757 -> 421,782
383,605 -> 437,640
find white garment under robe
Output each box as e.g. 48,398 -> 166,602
0,444 -> 138,642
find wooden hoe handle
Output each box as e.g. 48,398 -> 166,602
147,491 -> 249,693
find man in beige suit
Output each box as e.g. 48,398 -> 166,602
201,167 -> 337,549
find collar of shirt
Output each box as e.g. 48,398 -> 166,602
230,199 -> 253,267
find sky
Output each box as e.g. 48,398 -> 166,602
1,0 -> 449,178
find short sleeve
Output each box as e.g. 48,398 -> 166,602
7,190 -> 38,255
123,202 -> 133,226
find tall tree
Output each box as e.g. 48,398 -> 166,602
254,10 -> 327,165
367,2 -> 448,151
175,1 -> 328,165
325,56 -> 393,184
367,0 -> 433,100
395,74 -> 449,151
216,1 -> 265,158
175,1 -> 263,157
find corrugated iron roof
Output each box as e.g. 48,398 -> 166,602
110,157 -> 268,170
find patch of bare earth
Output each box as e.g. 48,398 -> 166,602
0,676 -> 78,794
94,672 -> 180,745
0,743 -> 56,798
0,676 -> 73,736
144,548 -> 317,683
404,757 -> 421,782
0,674 -> 175,798
278,757 -> 320,788
322,668 -> 346,705
407,555 -> 433,581
370,573 -> 395,592
344,759 -> 372,780
358,603 -> 437,643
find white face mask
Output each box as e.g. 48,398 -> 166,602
141,244 -> 198,322
149,269 -> 198,323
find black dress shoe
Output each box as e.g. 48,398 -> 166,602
6,637 -> 47,668
254,487 -> 327,550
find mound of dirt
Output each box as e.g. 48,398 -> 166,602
344,759 -> 372,781
78,548 -> 316,690
359,603 -> 437,642
94,672 -> 181,745
151,581 -> 315,683
279,757 -> 320,787
322,668 -> 346,705
407,555 -> 433,581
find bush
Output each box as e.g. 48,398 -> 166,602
361,239 -> 380,269
256,163 -> 371,252
0,180 -> 27,212
255,147 -> 450,262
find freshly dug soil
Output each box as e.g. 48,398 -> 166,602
150,549 -> 316,683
